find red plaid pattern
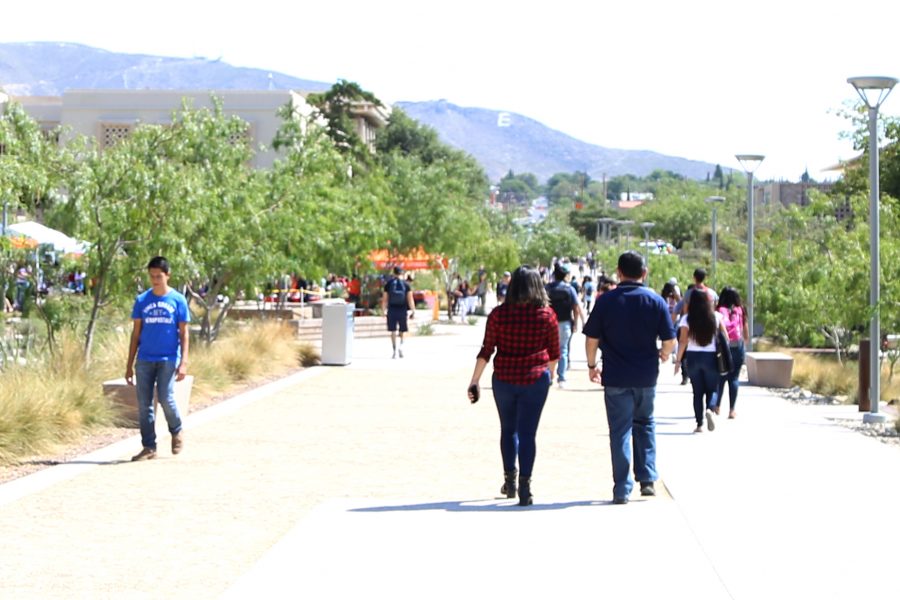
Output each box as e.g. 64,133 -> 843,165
477,304 -> 560,385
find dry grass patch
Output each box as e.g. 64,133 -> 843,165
0,321 -> 319,466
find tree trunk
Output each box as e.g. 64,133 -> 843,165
83,271 -> 106,366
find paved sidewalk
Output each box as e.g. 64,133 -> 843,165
0,318 -> 898,599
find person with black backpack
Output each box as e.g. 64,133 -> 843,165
545,263 -> 586,389
381,266 -> 415,358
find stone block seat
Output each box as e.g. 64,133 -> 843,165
103,376 -> 194,429
745,352 -> 794,388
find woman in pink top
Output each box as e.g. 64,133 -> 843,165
716,287 -> 750,419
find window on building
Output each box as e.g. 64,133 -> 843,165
101,124 -> 132,148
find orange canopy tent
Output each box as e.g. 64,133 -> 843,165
368,246 -> 448,271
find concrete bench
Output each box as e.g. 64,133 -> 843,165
745,352 -> 794,388
103,376 -> 194,429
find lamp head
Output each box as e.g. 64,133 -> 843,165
705,196 -> 726,204
735,154 -> 765,174
847,76 -> 898,109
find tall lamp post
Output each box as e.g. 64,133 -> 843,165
641,222 -> 655,287
848,75 -> 898,424
736,154 -> 765,352
705,196 -> 725,283
620,219 -> 634,249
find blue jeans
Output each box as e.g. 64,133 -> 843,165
136,359 -> 183,450
557,320 -> 573,382
686,351 -> 720,425
492,370 -> 551,477
716,341 -> 745,411
604,386 -> 657,499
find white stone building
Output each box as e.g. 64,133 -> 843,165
1,89 -> 390,168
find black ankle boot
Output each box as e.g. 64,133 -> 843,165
500,469 -> 518,498
518,476 -> 532,506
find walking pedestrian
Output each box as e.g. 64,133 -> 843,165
674,291 -> 730,433
126,256 -> 191,461
467,265 -> 560,506
546,263 -> 586,389
584,251 -> 676,504
382,266 -> 415,358
496,271 -> 511,304
716,287 -> 750,419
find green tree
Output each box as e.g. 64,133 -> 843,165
306,80 -> 384,168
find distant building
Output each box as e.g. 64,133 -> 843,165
1,89 -> 390,168
756,181 -> 834,208
618,192 -> 654,202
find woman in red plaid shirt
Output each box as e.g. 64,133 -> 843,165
468,265 -> 560,506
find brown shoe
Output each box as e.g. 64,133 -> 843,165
171,432 -> 184,455
131,447 -> 157,462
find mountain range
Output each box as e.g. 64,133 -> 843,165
0,42 -> 717,181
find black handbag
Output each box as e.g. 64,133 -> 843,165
715,329 -> 733,376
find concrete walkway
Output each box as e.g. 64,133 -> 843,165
0,318 -> 897,599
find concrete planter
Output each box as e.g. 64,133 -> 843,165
103,375 -> 194,429
746,352 -> 794,388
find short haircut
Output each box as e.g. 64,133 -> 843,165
553,263 -> 569,281
693,268 -> 707,282
506,265 -> 549,307
147,256 -> 170,274
393,266 -> 404,275
617,251 -> 645,279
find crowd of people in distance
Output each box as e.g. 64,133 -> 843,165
467,251 -> 751,506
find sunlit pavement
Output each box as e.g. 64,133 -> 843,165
0,314 -> 897,599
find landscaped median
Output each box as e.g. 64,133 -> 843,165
0,321 -> 319,474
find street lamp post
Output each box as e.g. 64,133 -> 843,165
705,196 -> 725,283
620,219 -> 634,249
848,75 -> 898,424
641,221 -> 655,286
736,154 -> 765,352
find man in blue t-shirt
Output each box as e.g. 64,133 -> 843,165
126,256 -> 191,461
583,251 -> 675,504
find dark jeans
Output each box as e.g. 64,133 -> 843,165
686,351 -> 719,426
716,341 -> 745,411
492,370 -> 551,477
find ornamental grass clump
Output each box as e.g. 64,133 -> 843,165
0,333 -> 117,464
189,321 -> 307,395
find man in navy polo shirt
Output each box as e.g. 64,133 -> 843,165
126,256 -> 191,462
583,251 -> 675,504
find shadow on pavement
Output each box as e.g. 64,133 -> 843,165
350,499 -> 624,513
20,459 -> 130,467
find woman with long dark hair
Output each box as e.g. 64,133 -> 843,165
468,265 -> 560,506
674,291 -> 729,433
716,287 -> 750,419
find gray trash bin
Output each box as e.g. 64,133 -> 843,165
322,303 -> 354,365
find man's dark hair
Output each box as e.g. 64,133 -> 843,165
147,256 -> 170,274
693,268 -> 707,283
617,251 -> 645,280
506,265 -> 549,307
393,266 -> 404,275
552,263 -> 569,281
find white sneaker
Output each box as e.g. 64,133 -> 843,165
558,380 -> 566,390
392,349 -> 397,359
706,410 -> 716,431
398,348 -> 404,358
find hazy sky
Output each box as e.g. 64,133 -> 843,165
4,0 -> 900,181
